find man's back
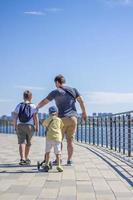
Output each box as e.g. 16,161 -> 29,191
46,86 -> 80,118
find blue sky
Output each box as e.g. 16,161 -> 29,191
1,0 -> 133,115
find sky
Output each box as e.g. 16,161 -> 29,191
1,0 -> 133,116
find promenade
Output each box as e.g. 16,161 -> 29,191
0,133 -> 133,200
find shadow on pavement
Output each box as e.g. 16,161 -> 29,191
0,163 -> 36,168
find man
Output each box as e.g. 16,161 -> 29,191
37,74 -> 87,165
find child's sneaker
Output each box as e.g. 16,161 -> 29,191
49,161 -> 52,169
56,165 -> 63,172
40,160 -> 46,166
43,164 -> 50,172
52,159 -> 57,165
53,159 -> 62,165
19,159 -> 26,165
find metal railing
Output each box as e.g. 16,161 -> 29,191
77,111 -> 133,157
0,120 -> 45,137
0,110 -> 133,157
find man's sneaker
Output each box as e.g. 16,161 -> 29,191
67,160 -> 73,166
19,159 -> 26,165
56,166 -> 63,172
25,159 -> 31,165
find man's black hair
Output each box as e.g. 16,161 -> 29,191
54,74 -> 66,84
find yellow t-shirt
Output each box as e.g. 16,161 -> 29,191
42,116 -> 64,142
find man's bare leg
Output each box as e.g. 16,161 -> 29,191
67,138 -> 74,162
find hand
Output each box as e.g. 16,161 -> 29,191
34,126 -> 39,132
82,112 -> 87,122
14,125 -> 17,133
15,124 -> 17,131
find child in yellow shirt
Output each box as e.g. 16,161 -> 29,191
42,106 -> 64,172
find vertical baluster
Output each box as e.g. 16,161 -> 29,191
97,117 -> 99,146
38,122 -> 40,136
127,114 -> 131,157
89,118 -> 91,144
114,116 -> 117,151
81,118 -> 83,143
1,120 -> 3,133
101,118 -> 103,147
105,117 -> 108,148
0,120 -> 1,133
2,120 -> 4,133
118,116 -> 121,153
122,115 -> 125,154
9,120 -> 11,134
7,120 -> 9,134
4,120 -> 6,133
93,118 -> 95,145
110,117 -> 113,150
91,118 -> 93,144
85,120 -> 87,143
6,120 -> 8,134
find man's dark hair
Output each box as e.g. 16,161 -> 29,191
23,90 -> 32,100
54,74 -> 66,84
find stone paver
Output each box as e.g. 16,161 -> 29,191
0,134 -> 133,200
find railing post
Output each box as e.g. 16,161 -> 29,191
105,117 -> 108,148
97,117 -> 99,146
1,120 -> 3,133
88,118 -> 91,144
85,120 -> 87,143
114,116 -> 117,151
110,117 -> 113,150
81,118 -> 83,142
122,115 -> 125,154
9,121 -> 11,133
101,118 -> 103,147
4,120 -> 6,133
93,118 -> 95,145
6,120 -> 8,133
118,116 -> 121,153
127,114 -> 131,157
39,123 -> 41,136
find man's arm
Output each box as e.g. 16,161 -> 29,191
37,98 -> 50,109
77,96 -> 87,121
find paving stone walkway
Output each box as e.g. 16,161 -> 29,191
0,134 -> 133,200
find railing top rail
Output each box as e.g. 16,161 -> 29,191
1,110 -> 133,122
87,110 -> 133,119
112,110 -> 133,116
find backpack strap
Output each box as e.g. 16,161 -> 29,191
60,87 -> 76,101
45,119 -> 54,136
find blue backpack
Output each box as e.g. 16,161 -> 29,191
18,102 -> 33,123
